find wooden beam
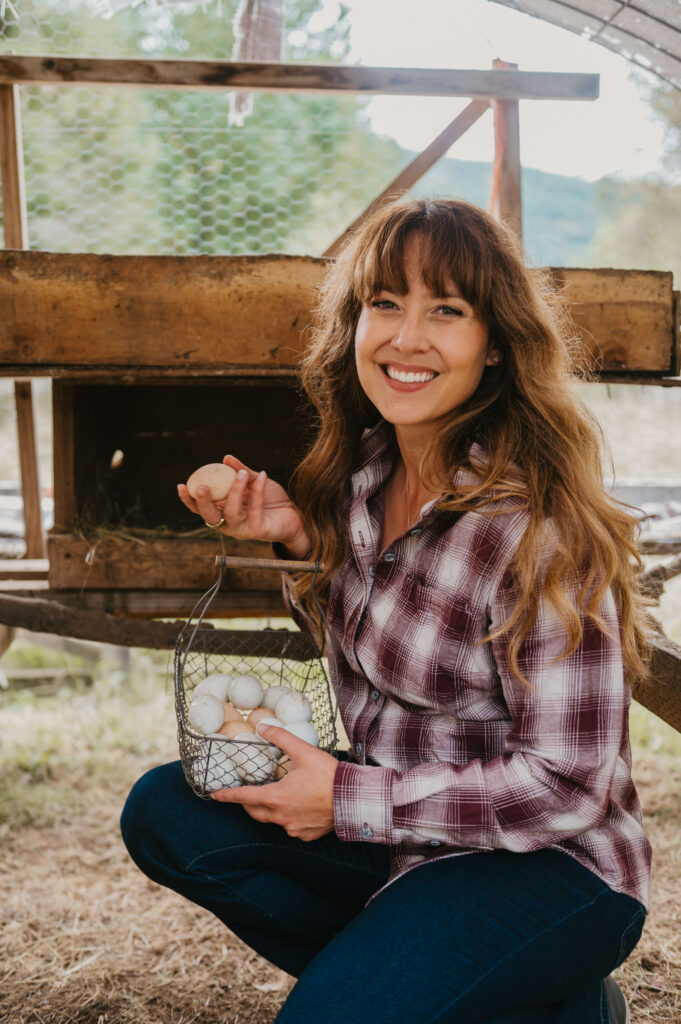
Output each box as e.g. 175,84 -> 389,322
0,253 -> 675,375
0,582 -> 286,618
324,100 -> 490,258
0,592 -> 305,650
0,84 -> 28,245
0,56 -> 600,100
635,633 -> 681,734
490,59 -> 522,239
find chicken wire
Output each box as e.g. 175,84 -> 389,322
0,0 -> 405,257
175,566 -> 337,797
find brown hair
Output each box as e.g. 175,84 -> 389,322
291,197 -> 649,684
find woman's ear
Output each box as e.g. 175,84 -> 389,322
485,348 -> 502,367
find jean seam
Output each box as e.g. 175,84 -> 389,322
426,883 -> 615,1024
186,840 -> 388,879
616,906 -> 645,967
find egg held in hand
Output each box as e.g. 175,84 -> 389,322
186,462 -> 237,502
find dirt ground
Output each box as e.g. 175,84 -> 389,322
0,744 -> 679,1024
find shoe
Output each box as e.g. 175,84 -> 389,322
603,976 -> 631,1023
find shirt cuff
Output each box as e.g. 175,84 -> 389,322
333,760 -> 396,844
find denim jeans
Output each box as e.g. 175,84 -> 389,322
120,762 -> 645,1024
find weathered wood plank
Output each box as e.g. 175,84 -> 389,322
548,267 -> 675,373
0,253 -> 675,374
46,533 -> 283,591
0,56 -> 600,100
0,252 -> 322,371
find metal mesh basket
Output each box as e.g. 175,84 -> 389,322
175,557 -> 336,797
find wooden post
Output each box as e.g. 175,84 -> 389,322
489,59 -> 522,240
0,83 -> 45,558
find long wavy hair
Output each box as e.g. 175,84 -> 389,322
291,197 -> 649,684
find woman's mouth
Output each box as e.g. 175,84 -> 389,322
382,364 -> 438,384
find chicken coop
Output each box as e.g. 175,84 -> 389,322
0,21 -> 679,731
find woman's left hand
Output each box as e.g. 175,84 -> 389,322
211,724 -> 338,842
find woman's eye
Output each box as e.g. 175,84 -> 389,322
371,299 -> 398,311
436,304 -> 465,317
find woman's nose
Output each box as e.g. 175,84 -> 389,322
394,316 -> 427,353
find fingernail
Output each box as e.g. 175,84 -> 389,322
258,470 -> 267,480
238,469 -> 247,479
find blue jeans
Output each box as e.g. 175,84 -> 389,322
120,762 -> 645,1023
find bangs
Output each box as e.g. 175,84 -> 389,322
351,206 -> 490,315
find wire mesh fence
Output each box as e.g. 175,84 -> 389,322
0,0 -> 410,257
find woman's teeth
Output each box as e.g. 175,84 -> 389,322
385,366 -> 437,383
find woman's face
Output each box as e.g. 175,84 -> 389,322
354,234 -> 497,445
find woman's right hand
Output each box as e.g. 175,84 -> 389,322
177,455 -> 311,559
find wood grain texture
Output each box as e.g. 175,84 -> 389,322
47,533 -> 283,591
0,253 -> 675,374
0,252 -> 323,371
0,56 -> 600,99
548,267 -> 675,372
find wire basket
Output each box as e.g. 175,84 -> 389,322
175,556 -> 336,798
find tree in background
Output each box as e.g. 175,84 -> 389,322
590,79 -> 681,283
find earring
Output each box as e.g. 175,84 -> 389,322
490,354 -> 500,365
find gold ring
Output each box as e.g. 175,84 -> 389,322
204,516 -> 225,530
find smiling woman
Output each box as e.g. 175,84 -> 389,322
123,197 -> 650,1024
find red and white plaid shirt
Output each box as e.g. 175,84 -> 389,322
285,421 -> 651,908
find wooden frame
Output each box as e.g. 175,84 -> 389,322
0,55 -> 599,100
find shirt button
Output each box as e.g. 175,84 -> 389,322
429,840 -> 442,847
383,552 -> 396,563
409,528 -> 423,537
360,824 -> 374,839
355,742 -> 363,755
370,689 -> 380,701
368,565 -> 375,577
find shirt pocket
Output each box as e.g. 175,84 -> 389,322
414,582 -> 493,702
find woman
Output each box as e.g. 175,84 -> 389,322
121,198 -> 650,1023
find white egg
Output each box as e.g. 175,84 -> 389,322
253,717 -> 284,757
194,673 -> 235,702
190,740 -> 241,792
274,691 -> 313,725
188,694 -> 225,735
231,741 -> 278,784
261,685 -> 292,711
229,674 -> 264,710
281,720 -> 319,746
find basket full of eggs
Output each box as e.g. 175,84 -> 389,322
174,555 -> 336,798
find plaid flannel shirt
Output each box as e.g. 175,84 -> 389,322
283,421 -> 651,908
